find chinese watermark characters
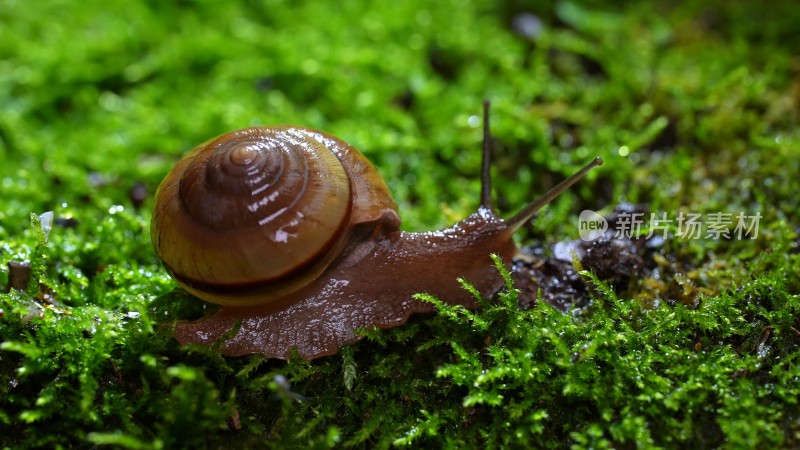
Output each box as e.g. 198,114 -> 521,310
578,210 -> 761,242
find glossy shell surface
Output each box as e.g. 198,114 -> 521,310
151,126 -> 398,306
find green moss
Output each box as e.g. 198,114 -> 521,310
2,0 -> 799,448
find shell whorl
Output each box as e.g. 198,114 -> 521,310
180,127 -> 351,231
151,126 -> 398,307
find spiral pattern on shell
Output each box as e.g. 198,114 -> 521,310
151,126 -> 399,306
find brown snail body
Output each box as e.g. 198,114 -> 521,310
151,103 -> 602,359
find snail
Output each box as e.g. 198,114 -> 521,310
151,102 -> 602,359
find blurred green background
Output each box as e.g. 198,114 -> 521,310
1,0 -> 799,448
2,0 -> 799,233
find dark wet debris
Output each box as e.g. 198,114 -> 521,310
5,260 -> 32,292
512,204 -> 697,311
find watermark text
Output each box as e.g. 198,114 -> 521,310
578,210 -> 761,242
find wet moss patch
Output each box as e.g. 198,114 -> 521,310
2,0 -> 799,448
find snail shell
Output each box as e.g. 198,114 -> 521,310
151,126 -> 400,307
